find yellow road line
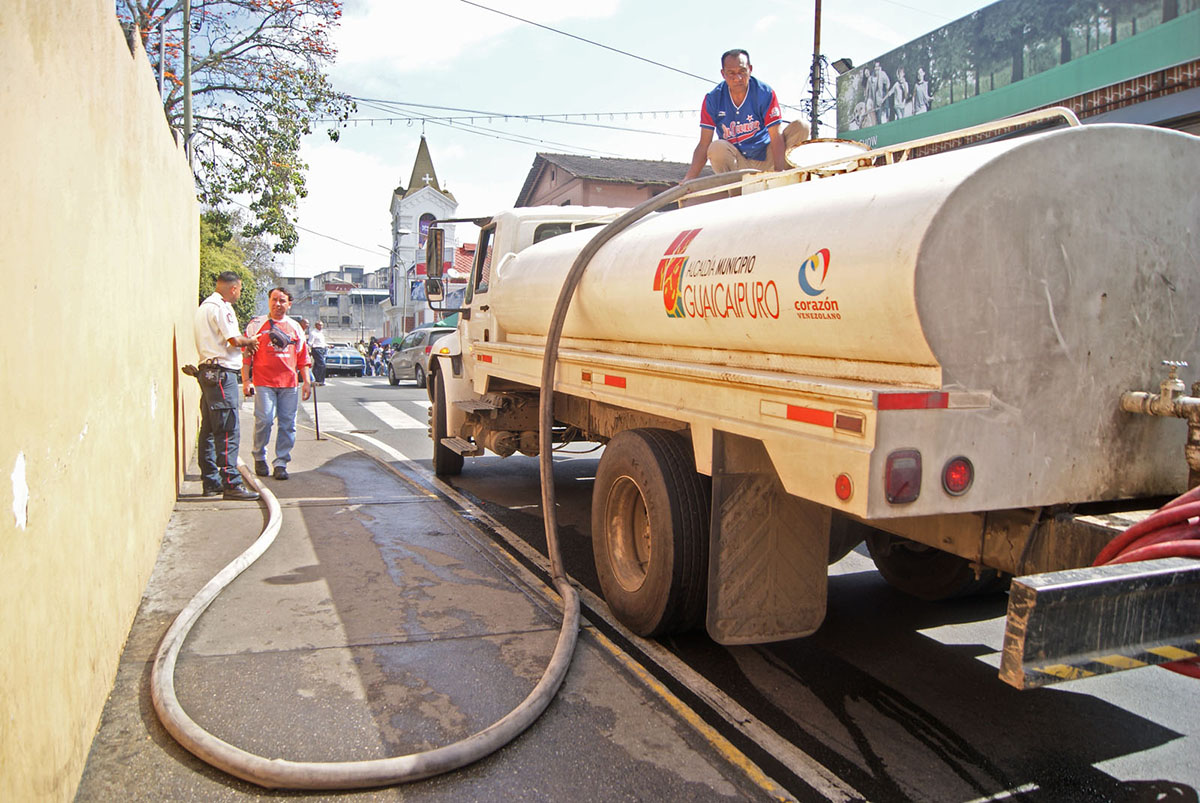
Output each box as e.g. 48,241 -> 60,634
590,627 -> 798,803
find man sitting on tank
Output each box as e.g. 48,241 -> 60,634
682,48 -> 809,181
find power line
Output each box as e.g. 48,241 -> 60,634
227,198 -> 389,257
875,0 -> 958,21
345,97 -> 693,135
338,97 -> 693,139
457,1 -> 807,115
458,0 -> 711,84
353,99 -> 626,156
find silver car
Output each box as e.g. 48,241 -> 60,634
388,326 -> 455,388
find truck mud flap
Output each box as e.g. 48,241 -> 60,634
1000,557 -> 1200,688
707,431 -> 831,645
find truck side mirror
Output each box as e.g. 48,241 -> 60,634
425,278 -> 445,303
425,227 -> 444,280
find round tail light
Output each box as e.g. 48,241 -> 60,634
942,456 -> 974,496
835,473 -> 853,501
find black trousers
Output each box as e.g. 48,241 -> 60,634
197,366 -> 242,489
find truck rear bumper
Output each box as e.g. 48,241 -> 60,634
1000,556 -> 1200,688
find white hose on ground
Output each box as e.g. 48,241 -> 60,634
152,169 -> 751,790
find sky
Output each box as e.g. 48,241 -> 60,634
281,0 -> 999,277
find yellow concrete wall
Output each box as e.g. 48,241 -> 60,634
0,2 -> 200,799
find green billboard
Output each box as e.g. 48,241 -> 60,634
836,0 -> 1200,146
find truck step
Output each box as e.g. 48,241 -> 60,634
454,398 -> 502,413
442,437 -> 484,456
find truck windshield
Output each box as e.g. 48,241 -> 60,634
470,226 -> 495,302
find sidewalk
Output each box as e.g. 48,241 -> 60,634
75,416 -> 778,801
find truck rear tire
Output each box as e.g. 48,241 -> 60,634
431,371 -> 463,476
591,429 -> 709,637
865,531 -> 1006,601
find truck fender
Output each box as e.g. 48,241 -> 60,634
429,332 -> 470,436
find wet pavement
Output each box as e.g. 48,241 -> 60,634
74,415 -> 789,801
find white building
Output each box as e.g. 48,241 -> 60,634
388,136 -> 457,334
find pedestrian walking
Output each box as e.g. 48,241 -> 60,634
242,287 -> 311,481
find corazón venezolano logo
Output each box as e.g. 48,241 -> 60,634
652,229 -> 779,320
795,248 -> 841,320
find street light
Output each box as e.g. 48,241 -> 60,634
394,228 -> 412,334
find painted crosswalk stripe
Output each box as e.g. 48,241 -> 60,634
362,401 -> 426,430
300,401 -> 354,432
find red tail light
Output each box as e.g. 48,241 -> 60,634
424,345 -> 432,354
885,449 -> 921,504
942,456 -> 974,496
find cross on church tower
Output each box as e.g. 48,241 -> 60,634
422,173 -> 433,186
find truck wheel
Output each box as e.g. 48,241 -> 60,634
414,364 -> 427,389
865,531 -> 1006,601
592,429 -> 709,637
387,364 -> 399,386
431,370 -> 463,476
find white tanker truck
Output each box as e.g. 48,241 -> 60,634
420,112 -> 1200,688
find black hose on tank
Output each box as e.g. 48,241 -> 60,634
151,170 -> 753,789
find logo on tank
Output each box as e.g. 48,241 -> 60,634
653,230 -> 779,321
795,248 -> 841,320
653,228 -> 698,318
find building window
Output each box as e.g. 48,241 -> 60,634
419,212 -> 436,246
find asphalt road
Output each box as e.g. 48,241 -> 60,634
303,373 -> 1200,803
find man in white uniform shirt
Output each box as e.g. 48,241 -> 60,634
308,320 -> 328,386
192,271 -> 260,500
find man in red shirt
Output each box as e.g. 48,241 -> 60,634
242,287 -> 312,480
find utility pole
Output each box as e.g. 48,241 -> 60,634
810,0 -> 822,138
157,22 -> 165,98
182,1 -> 193,167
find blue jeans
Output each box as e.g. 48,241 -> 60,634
252,385 -> 299,468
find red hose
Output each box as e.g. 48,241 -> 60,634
1093,488 -> 1200,678
1092,499 -> 1200,565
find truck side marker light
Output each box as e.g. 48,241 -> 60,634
885,449 -> 921,504
877,391 -> 949,410
760,400 -> 837,428
835,473 -> 853,501
581,371 -> 625,389
834,412 -> 865,435
942,456 -> 973,496
477,354 -> 493,363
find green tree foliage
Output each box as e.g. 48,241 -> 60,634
199,210 -> 258,328
117,0 -> 355,253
